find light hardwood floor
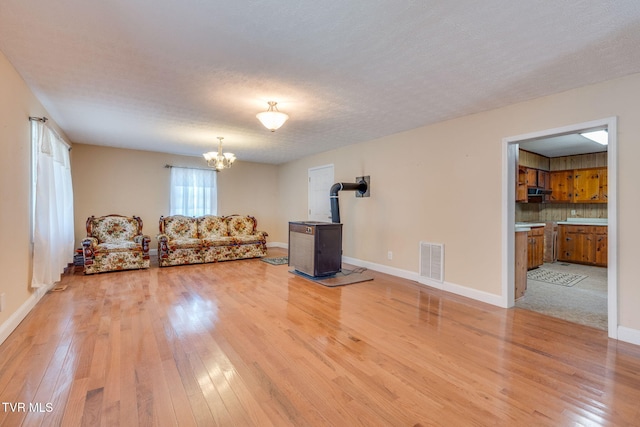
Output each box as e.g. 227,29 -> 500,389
1,248 -> 639,426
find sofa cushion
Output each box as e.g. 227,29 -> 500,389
201,236 -> 235,247
96,241 -> 141,253
163,215 -> 197,239
168,238 -> 201,250
91,216 -> 140,243
226,215 -> 256,236
198,216 -> 227,238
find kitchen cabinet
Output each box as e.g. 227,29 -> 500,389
527,226 -> 544,270
573,168 -> 607,203
558,224 -> 607,267
515,230 -> 528,299
516,166 -> 527,202
536,170 -> 548,189
517,166 -> 550,203
526,168 -> 538,187
549,170 -> 573,202
595,227 -> 608,266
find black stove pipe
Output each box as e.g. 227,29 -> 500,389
330,181 -> 368,223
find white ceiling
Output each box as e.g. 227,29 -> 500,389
519,132 -> 608,158
1,1 -> 640,164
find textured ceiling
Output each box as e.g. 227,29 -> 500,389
1,1 -> 640,164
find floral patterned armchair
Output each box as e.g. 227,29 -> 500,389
82,214 -> 151,274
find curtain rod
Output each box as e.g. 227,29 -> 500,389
164,164 -> 216,172
29,116 -> 72,150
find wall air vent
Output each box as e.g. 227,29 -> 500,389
419,242 -> 444,283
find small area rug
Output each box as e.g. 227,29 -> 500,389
290,268 -> 374,287
261,257 -> 289,265
527,268 -> 587,287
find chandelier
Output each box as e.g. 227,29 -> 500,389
203,137 -> 236,170
256,101 -> 289,131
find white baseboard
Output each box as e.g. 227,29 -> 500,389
617,326 -> 640,346
342,256 -> 503,307
0,285 -> 52,346
267,242 -> 288,249
439,280 -> 505,307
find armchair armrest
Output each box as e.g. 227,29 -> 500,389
81,237 -> 98,266
251,230 -> 268,243
157,234 -> 170,259
134,234 -> 151,260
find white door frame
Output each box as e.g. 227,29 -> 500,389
501,117 -> 618,339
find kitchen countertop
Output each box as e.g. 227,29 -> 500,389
515,222 -> 545,230
557,218 -> 608,226
515,219 -> 608,232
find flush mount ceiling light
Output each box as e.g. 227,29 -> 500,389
256,101 -> 289,131
580,130 -> 608,145
203,137 -> 236,171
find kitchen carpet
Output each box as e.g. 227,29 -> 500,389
527,268 -> 586,287
289,268 -> 374,287
261,257 -> 288,265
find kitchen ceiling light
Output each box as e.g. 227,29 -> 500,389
580,130 -> 608,145
256,101 -> 289,131
203,137 -> 236,170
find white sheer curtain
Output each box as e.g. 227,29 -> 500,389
169,167 -> 217,216
31,121 -> 75,288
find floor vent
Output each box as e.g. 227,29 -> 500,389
420,242 -> 444,283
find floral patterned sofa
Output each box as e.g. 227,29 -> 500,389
157,214 -> 268,267
82,214 -> 151,274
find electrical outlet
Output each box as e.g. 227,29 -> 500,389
387,251 -> 393,260
0,293 -> 4,312
571,209 -> 577,215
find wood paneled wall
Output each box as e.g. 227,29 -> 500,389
517,203 -> 608,222
516,150 -> 608,222
550,152 -> 607,170
519,150 -> 550,170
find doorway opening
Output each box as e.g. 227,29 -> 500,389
502,117 -> 617,339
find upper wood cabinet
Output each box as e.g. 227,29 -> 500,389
516,166 -> 551,203
516,166 -> 527,202
536,170 -> 548,189
549,170 -> 573,202
549,167 -> 607,204
525,168 -> 549,188
574,168 -> 607,203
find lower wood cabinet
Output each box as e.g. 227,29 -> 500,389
527,226 -> 544,270
515,230 -> 528,299
558,225 -> 607,267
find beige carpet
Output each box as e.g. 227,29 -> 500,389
516,262 -> 607,330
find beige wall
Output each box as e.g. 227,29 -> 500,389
0,51 -> 67,329
71,144 -> 279,249
277,72 -> 640,334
